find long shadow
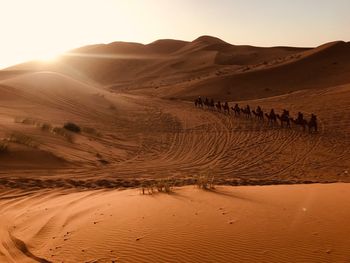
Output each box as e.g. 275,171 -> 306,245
203,188 -> 259,203
10,234 -> 51,263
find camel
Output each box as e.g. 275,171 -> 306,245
197,97 -> 203,108
276,110 -> 291,128
308,114 -> 318,132
216,101 -> 222,112
210,99 -> 215,110
252,106 -> 264,121
241,105 -> 251,118
231,103 -> 240,116
223,102 -> 230,114
291,112 -> 308,131
265,109 -> 277,126
194,98 -> 203,108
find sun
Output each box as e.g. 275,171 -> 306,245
36,51 -> 61,63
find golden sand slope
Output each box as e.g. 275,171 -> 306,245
0,70 -> 349,187
1,184 -> 350,263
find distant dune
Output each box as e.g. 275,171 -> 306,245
6,36 -> 350,101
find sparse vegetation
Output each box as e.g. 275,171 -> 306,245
196,172 -> 215,190
140,178 -> 175,195
7,132 -> 39,148
52,127 -> 74,142
63,122 -> 81,133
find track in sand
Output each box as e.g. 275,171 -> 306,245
1,77 -> 349,188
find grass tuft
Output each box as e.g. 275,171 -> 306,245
196,171 -> 215,190
140,178 -> 174,195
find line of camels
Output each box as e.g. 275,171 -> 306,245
194,97 -> 318,133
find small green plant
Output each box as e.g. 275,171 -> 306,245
63,122 -> 81,133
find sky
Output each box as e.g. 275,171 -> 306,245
0,0 -> 349,68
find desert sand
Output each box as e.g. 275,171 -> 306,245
1,184 -> 350,262
0,36 -> 350,262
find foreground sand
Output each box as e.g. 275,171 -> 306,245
1,184 -> 350,262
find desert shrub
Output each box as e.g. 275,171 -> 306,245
196,172 -> 215,190
140,178 -> 174,195
140,182 -> 154,195
63,122 -> 81,133
0,140 -> 8,153
156,178 -> 174,193
8,133 -> 39,148
52,127 -> 74,142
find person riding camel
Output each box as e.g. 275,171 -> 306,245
297,112 -> 304,123
270,108 -> 275,117
309,114 -> 318,132
256,106 -> 262,114
198,96 -> 202,104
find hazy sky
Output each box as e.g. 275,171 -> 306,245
0,0 -> 349,68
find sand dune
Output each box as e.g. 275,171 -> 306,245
0,73 -> 349,187
0,35 -> 350,262
1,184 -> 350,263
6,36 -> 308,93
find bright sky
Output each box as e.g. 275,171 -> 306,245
0,0 -> 349,69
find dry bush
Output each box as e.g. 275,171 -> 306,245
52,127 -> 74,143
140,182 -> 154,195
7,133 -> 39,148
196,172 -> 215,190
141,178 -> 174,195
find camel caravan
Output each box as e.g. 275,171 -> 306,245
194,97 -> 318,133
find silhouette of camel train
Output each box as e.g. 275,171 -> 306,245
194,96 -> 318,133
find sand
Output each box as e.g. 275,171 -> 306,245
1,184 -> 350,263
0,35 -> 349,262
